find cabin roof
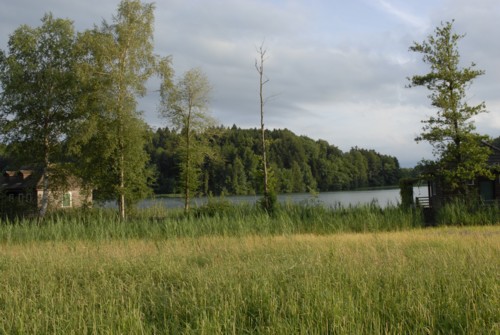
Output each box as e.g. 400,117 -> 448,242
0,170 -> 42,192
483,141 -> 500,166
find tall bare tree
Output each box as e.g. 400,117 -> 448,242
255,44 -> 274,211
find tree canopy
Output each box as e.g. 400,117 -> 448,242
0,14 -> 83,216
408,21 -> 492,196
159,67 -> 215,211
147,126 -> 402,196
72,0 -> 161,218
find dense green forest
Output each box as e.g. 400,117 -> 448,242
147,125 -> 403,196
4,125 -> 497,198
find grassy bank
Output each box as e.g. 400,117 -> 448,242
2,199 -> 499,243
0,202 -> 423,243
0,227 -> 499,334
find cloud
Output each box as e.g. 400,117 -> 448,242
1,0 -> 499,168
375,0 -> 429,31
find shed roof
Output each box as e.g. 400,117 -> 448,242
482,141 -> 500,166
0,170 -> 42,192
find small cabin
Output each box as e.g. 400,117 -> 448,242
416,142 -> 500,209
478,142 -> 500,203
0,169 -> 91,216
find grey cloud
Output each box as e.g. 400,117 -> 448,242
1,0 -> 499,167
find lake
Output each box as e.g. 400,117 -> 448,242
135,186 -> 428,209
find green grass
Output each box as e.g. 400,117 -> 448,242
435,199 -> 500,226
0,202 -> 498,333
0,202 -> 423,243
0,228 -> 499,334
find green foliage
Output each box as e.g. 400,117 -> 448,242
147,126 -> 402,196
72,0 -> 158,218
0,194 -> 37,220
0,201 -> 427,242
409,21 -> 493,196
435,198 -> 500,226
259,190 -> 278,214
399,178 -> 418,209
2,199 -> 497,242
0,14 -> 82,216
193,196 -> 233,218
0,14 -> 80,161
491,136 -> 500,148
159,67 -> 216,212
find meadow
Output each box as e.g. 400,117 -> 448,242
0,203 -> 499,334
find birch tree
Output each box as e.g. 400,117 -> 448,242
159,67 -> 215,212
74,0 -> 158,219
0,14 -> 80,218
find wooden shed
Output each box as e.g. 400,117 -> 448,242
0,169 -> 91,216
416,141 -> 500,209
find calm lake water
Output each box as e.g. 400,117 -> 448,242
134,186 -> 428,209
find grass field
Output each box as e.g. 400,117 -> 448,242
0,223 -> 499,334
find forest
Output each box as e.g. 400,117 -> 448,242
147,125 -> 402,196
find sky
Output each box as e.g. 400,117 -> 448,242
0,0 -> 499,167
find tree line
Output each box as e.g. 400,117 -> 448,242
147,125 -> 402,196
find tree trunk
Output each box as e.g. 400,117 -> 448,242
38,137 -> 50,221
261,98 -> 269,204
39,167 -> 50,220
184,115 -> 191,213
256,45 -> 269,208
119,152 -> 126,220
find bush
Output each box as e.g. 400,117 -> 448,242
258,191 -> 278,214
194,197 -> 233,217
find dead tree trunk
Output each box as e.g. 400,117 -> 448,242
255,44 -> 270,210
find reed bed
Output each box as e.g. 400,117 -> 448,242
0,228 -> 499,334
0,202 -> 423,243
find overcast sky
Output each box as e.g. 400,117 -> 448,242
1,0 -> 499,167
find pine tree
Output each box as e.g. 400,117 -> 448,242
409,21 -> 492,196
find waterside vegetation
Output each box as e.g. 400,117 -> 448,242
1,199 -> 499,242
147,126 -> 403,197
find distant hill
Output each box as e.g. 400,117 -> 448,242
147,125 -> 402,195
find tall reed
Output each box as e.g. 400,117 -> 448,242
435,199 -> 500,226
0,202 -> 423,243
1,198 -> 497,244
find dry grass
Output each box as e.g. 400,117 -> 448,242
0,226 -> 499,333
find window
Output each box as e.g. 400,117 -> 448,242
479,181 -> 495,202
62,192 -> 72,208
